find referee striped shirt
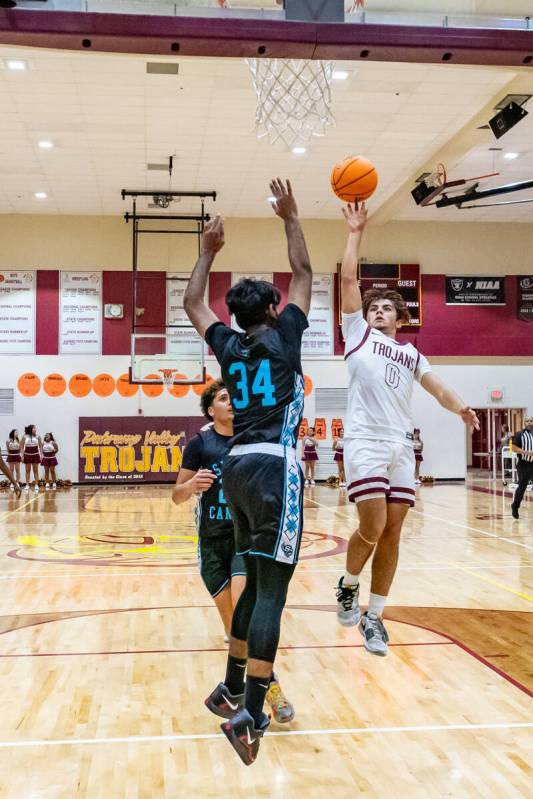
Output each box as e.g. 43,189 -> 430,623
513,430 -> 533,462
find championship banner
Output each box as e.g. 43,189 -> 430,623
355,263 -> 421,328
167,272 -> 206,353
79,416 -> 204,483
302,274 -> 334,356
0,271 -> 35,354
517,276 -> 533,321
446,276 -> 505,306
60,271 -> 102,354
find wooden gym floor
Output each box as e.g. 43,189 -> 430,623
0,479 -> 531,798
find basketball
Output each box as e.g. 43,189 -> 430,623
330,156 -> 378,202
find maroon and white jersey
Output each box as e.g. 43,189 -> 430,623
343,310 -> 431,445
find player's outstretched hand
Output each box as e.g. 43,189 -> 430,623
269,178 -> 298,220
342,201 -> 368,234
190,469 -> 217,494
14,482 -> 21,499
201,215 -> 225,255
460,407 -> 480,430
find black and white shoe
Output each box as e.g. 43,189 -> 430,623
359,612 -> 389,656
335,577 -> 361,627
511,503 -> 519,520
205,682 -> 244,720
221,708 -> 270,766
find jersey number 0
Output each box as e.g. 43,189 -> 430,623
228,359 -> 277,409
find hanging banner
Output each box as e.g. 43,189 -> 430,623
355,263 -> 421,328
302,274 -> 334,356
79,416 -> 204,483
517,276 -> 533,321
166,273 -> 207,354
0,271 -> 35,354
60,272 -> 102,353
446,276 -> 505,306
230,273 -> 273,332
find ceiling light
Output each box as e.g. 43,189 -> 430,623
38,140 -> 54,149
504,152 -> 519,160
332,70 -> 349,80
34,192 -> 47,200
6,59 -> 27,71
292,147 -> 306,155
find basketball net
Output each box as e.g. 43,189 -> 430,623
246,58 -> 336,147
159,368 -> 177,390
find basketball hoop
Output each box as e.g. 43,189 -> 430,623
246,58 -> 336,148
159,368 -> 177,391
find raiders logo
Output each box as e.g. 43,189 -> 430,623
451,279 -> 464,292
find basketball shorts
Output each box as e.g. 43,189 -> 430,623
198,535 -> 247,598
345,438 -> 416,507
222,445 -> 304,566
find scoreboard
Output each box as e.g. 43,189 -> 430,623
356,263 -> 421,328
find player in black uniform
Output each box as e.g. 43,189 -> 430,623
183,178 -> 312,764
172,378 -> 295,723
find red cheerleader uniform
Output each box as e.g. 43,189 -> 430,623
302,437 -> 319,462
41,441 -> 58,468
23,435 -> 41,465
7,440 -> 22,464
334,437 -> 344,463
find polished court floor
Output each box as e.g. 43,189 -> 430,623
0,479 -> 531,798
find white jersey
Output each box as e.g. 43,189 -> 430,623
343,310 -> 431,445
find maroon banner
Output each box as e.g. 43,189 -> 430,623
79,416 -> 204,483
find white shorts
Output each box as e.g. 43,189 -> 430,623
345,438 -> 416,507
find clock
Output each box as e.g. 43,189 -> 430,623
104,303 -> 124,319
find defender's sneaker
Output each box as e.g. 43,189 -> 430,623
336,577 -> 361,627
359,612 -> 389,656
221,708 -> 270,766
205,682 -> 244,720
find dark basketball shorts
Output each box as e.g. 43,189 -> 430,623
222,445 -> 304,566
198,535 -> 246,598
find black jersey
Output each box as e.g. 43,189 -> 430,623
205,303 -> 308,448
512,430 -> 533,463
181,427 -> 233,539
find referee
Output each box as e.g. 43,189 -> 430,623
511,417 -> 533,519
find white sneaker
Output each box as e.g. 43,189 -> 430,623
223,633 -> 229,644
45,483 -> 50,491
34,485 -> 39,492
339,481 -> 346,488
335,577 -> 361,627
9,483 -> 14,491
359,612 -> 389,656
415,479 -> 421,485
304,479 -> 310,487
310,479 -> 316,486
52,482 -> 57,489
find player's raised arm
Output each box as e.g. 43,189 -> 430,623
269,178 -> 312,316
183,215 -> 225,339
420,372 -> 480,429
340,202 -> 368,314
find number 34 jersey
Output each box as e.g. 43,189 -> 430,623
343,309 -> 431,444
205,303 -> 309,448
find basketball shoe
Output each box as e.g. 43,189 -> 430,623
221,708 -> 270,766
336,576 -> 361,626
204,682 -> 244,719
266,676 -> 295,723
359,611 -> 389,656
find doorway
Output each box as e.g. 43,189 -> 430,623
470,407 -> 525,479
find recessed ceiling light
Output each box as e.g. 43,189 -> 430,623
292,147 -> 306,155
38,140 -> 54,149
6,59 -> 27,71
34,192 -> 47,199
332,70 -> 349,80
504,152 -> 519,159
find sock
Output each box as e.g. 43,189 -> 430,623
269,671 -> 277,686
367,592 -> 387,618
245,674 -> 270,727
343,570 -> 359,587
224,655 -> 246,695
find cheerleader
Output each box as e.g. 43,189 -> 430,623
41,433 -> 59,489
333,426 -> 346,488
302,426 -> 319,487
21,424 -> 42,492
413,428 -> 424,485
6,429 -> 22,488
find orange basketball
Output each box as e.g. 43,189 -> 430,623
330,156 -> 378,202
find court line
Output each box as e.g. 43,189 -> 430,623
456,566 -> 533,603
0,641 -> 452,659
306,497 -> 533,553
0,496 -> 39,522
0,721 -> 530,749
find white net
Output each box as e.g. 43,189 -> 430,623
246,58 -> 336,147
159,369 -> 177,390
